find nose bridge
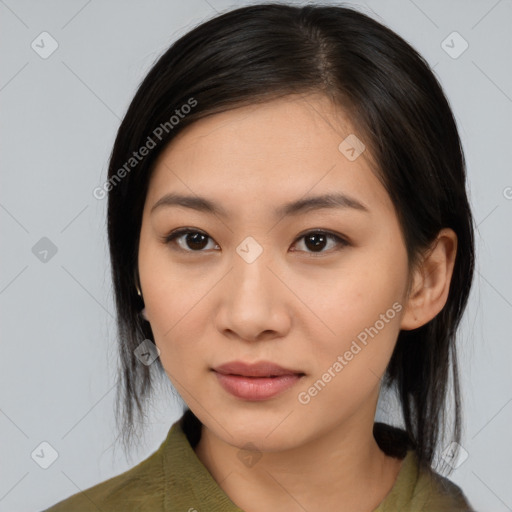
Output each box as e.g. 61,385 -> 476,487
218,234 -> 284,324
231,234 -> 274,299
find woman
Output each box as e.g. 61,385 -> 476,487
45,3 -> 476,511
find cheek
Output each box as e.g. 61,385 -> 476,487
311,296 -> 402,385
138,237 -> 195,368
310,248 -> 407,370
144,285 -> 205,366
139,229 -> 201,328
298,293 -> 403,417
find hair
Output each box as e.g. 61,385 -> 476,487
107,2 -> 475,474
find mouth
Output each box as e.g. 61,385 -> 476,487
213,360 -> 305,377
212,360 -> 306,401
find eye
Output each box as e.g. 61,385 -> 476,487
291,230 -> 349,254
164,228 -> 219,252
163,228 -> 349,254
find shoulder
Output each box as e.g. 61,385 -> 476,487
377,449 -> 475,511
373,423 -> 475,511
414,462 -> 475,512
43,438 -> 167,512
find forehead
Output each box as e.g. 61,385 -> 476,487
157,93 -> 358,162
146,94 -> 393,219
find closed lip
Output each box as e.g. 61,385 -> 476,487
213,360 -> 305,378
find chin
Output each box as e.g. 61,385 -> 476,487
208,404 -> 308,450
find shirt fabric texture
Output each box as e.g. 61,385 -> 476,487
44,409 -> 475,511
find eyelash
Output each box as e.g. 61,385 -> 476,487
163,228 -> 349,255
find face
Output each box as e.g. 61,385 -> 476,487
138,94 -> 412,452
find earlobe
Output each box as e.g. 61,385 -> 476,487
399,228 -> 458,331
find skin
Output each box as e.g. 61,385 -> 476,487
137,93 -> 457,512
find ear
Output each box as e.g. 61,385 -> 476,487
400,228 -> 458,331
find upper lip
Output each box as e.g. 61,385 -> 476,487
213,361 -> 305,377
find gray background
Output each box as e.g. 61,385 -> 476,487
1,0 -> 511,511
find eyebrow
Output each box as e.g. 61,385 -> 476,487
150,192 -> 370,218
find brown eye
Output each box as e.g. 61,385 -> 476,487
165,229 -> 218,252
292,231 -> 349,254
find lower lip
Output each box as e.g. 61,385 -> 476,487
214,372 -> 303,401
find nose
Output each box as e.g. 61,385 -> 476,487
214,244 -> 291,343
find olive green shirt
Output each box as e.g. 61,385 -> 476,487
44,411 -> 475,511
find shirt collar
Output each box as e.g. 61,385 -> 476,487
161,411 -> 416,512
162,412 -> 245,512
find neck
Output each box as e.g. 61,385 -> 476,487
193,413 -> 404,512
